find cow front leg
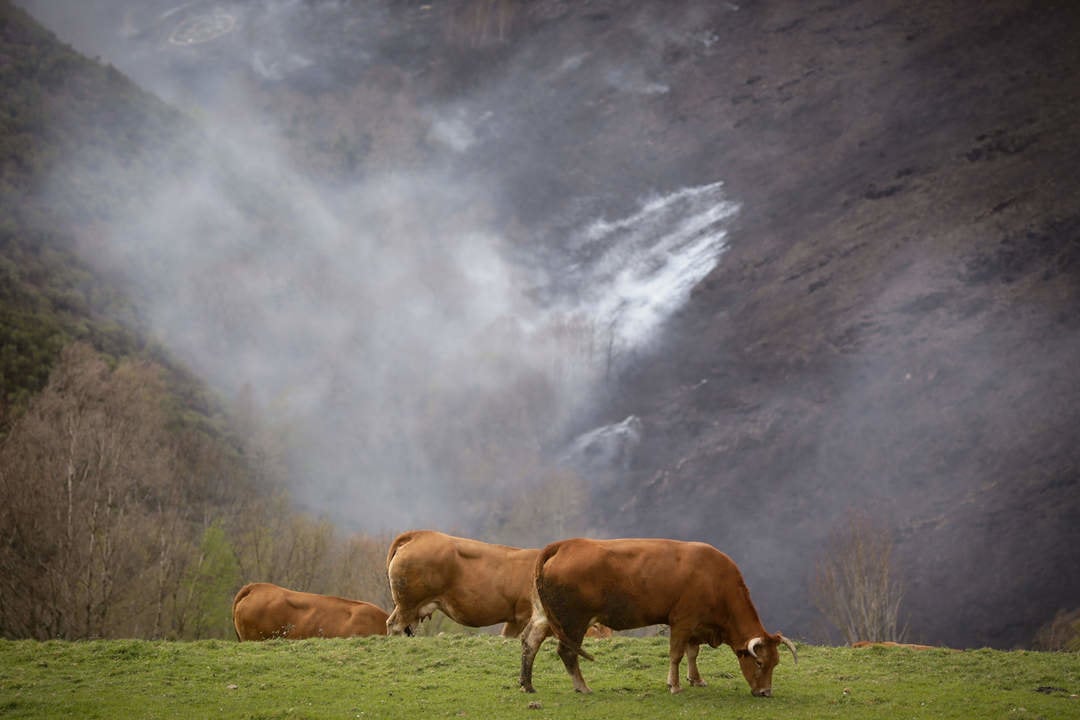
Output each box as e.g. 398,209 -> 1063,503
686,642 -> 706,687
519,618 -> 548,693
557,639 -> 591,694
666,633 -> 689,693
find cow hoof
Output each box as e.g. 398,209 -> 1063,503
669,685 -> 684,694
689,679 -> 707,687
521,686 -> 536,694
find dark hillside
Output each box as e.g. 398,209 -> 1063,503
0,5 -> 376,641
586,1 -> 1080,648
0,0 -> 190,416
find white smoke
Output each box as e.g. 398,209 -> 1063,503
95,123 -> 736,529
22,0 -> 740,532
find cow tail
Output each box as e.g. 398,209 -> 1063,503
231,583 -> 255,641
385,531 -> 416,572
535,542 -> 595,662
385,531 -> 420,612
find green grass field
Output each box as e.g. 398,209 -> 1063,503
1,635 -> 1077,719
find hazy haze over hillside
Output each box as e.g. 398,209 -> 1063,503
17,0 -> 739,533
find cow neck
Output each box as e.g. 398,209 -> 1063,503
723,580 -> 767,649
725,619 -> 768,651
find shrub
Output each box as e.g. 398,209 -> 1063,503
1032,608 -> 1080,651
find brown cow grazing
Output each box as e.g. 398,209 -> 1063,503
232,582 -> 389,640
385,530 -> 541,637
519,538 -> 797,697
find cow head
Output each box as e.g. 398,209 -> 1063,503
735,633 -> 797,697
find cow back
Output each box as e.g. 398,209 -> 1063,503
233,582 -> 388,640
536,538 -> 762,634
386,530 -> 538,631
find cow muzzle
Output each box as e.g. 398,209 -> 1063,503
752,688 -> 772,698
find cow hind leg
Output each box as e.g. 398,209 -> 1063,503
686,642 -> 706,687
519,618 -> 549,693
666,632 -> 691,693
557,641 -> 591,694
556,624 -> 592,694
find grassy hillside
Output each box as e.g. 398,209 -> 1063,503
1,636 -> 1077,719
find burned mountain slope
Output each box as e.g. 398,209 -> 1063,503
590,0 -> 1080,648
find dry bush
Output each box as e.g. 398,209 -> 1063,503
490,467 -> 588,549
810,511 -> 907,644
1033,608 -> 1080,651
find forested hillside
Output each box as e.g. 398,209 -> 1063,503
0,1 -> 152,414
0,2 -> 392,640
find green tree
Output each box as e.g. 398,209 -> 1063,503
177,522 -> 240,639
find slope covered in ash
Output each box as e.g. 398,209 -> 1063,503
583,1 -> 1080,648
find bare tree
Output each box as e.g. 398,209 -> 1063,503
229,491 -> 295,587
447,0 -> 519,46
0,343 -> 174,638
810,510 -> 907,644
0,343 -> 418,639
331,532 -> 395,611
278,513 -> 336,592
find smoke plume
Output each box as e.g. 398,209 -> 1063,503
21,0 -> 735,534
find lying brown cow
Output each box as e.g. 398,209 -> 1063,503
385,530 -> 542,637
520,537 -> 797,697
232,582 -> 388,640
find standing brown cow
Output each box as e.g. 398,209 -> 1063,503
385,530 -> 540,637
232,582 -> 389,640
520,538 -> 797,696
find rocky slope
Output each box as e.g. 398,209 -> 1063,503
586,0 -> 1080,648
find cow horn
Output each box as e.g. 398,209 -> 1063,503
779,634 -> 798,665
746,637 -> 763,658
